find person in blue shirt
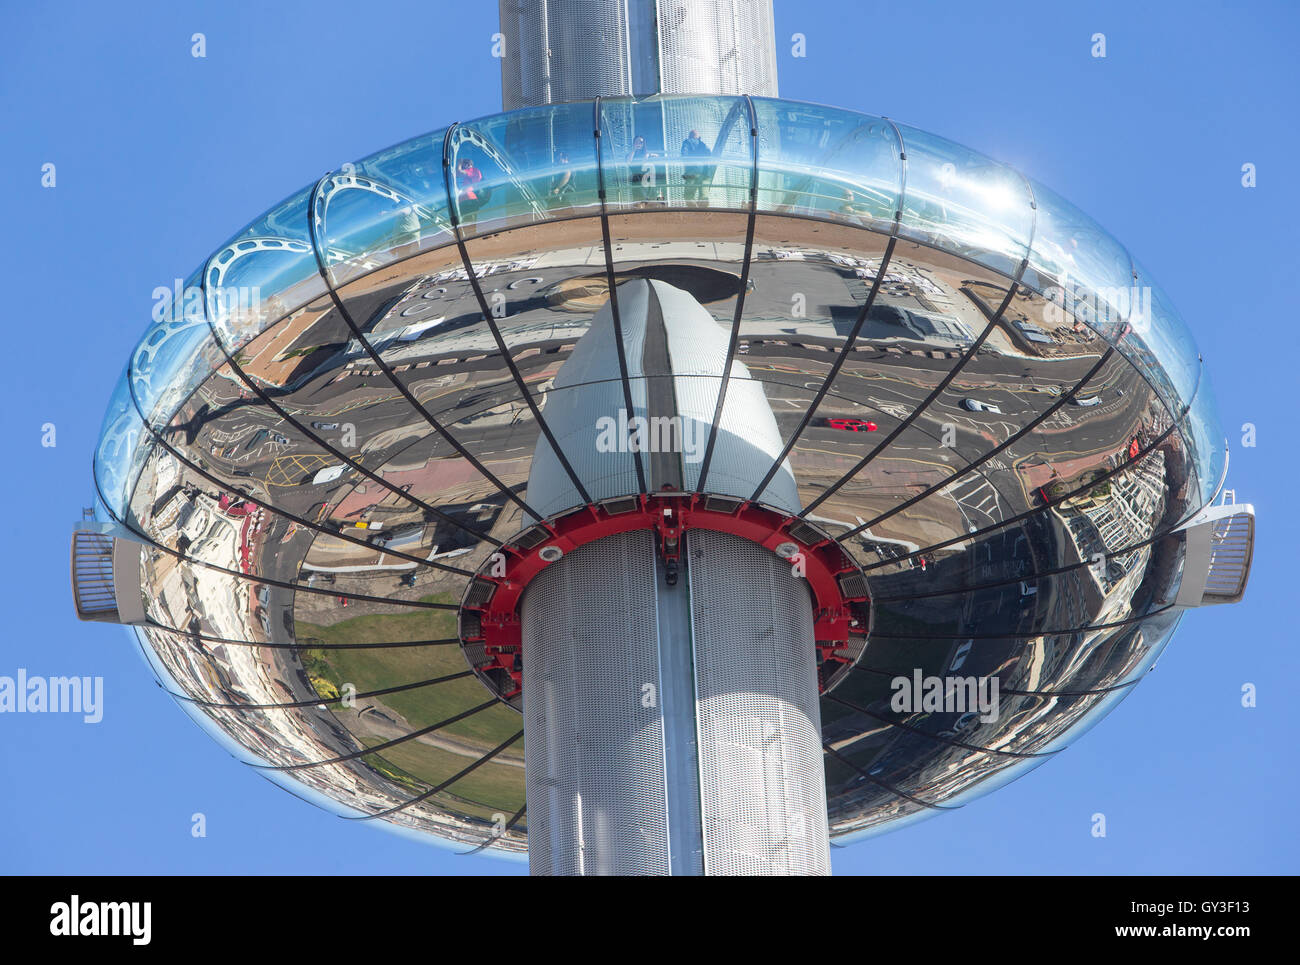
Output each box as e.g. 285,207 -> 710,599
680,129 -> 713,206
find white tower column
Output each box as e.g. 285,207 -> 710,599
520,280 -> 830,875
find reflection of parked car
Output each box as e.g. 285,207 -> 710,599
826,417 -> 878,432
311,421 -> 340,430
961,398 -> 1002,413
948,639 -> 973,672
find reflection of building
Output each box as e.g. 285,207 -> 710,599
69,0 -> 1255,875
1058,451 -> 1167,593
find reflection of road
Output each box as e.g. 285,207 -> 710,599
351,710 -> 524,769
265,453 -> 334,487
188,250 -> 1148,564
765,357 -> 1147,528
188,245 -> 1156,608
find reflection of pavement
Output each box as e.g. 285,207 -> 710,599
348,707 -> 525,769
1018,451 -> 1119,490
331,458 -> 481,518
266,453 -> 333,487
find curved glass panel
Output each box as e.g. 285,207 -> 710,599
129,626 -> 268,768
832,797 -> 952,845
1181,367 -> 1227,508
448,105 -> 598,240
921,752 -> 1053,812
83,95 -> 1233,857
130,267 -> 223,429
205,185 -> 325,349
894,123 -> 1034,278
1024,179 -> 1133,342
599,95 -> 752,212
1127,258 -> 1201,412
316,129 -> 456,287
93,362 -> 149,519
751,98 -> 902,231
1028,615 -> 1181,757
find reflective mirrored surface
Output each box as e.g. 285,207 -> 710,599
86,94 -> 1225,857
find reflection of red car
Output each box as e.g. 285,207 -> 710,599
826,418 -> 878,432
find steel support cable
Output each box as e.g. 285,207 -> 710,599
249,699 -> 499,771
748,236 -> 900,502
164,670 -> 473,710
89,468 -> 456,610
866,602 -> 1180,641
441,125 -> 593,509
856,405 -> 1191,574
822,743 -> 959,811
695,94 -> 761,493
843,662 -> 1146,699
800,116 -> 1038,519
847,358 -> 1203,572
593,95 -> 649,495
870,498 -> 1191,604
121,391 -> 474,581
748,116 -> 909,501
843,346 -> 1116,540
137,625 -> 463,651
458,804 -> 528,855
824,692 -> 1060,759
345,730 -> 524,821
800,279 -> 1024,518
196,254 -> 501,550
305,171 -> 543,521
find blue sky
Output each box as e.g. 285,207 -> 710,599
1,0 -> 1295,874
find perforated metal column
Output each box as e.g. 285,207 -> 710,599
521,530 -> 670,875
521,527 -> 830,875
689,530 -> 831,875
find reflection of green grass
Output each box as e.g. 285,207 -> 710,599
295,594 -> 457,647
359,737 -> 425,793
362,742 -> 524,820
295,594 -> 523,752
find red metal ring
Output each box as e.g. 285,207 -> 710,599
458,494 -> 872,701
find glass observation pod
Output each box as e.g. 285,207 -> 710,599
82,94 -> 1240,858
